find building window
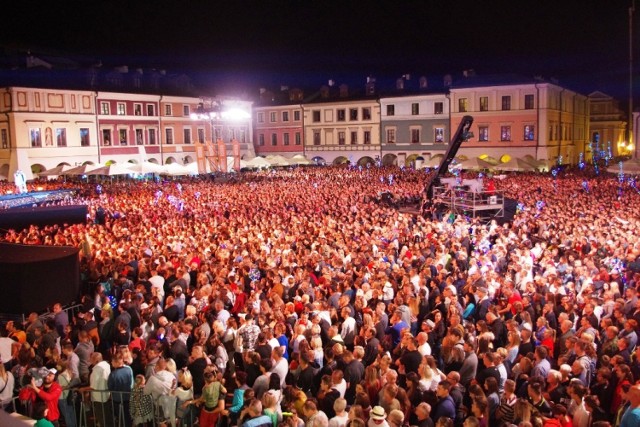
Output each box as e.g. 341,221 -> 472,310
524,125 -> 535,141
117,103 -> 126,115
134,103 -> 142,116
165,104 -> 173,116
239,129 -> 246,143
500,126 -> 511,141
501,96 -> 511,111
146,104 -> 155,116
259,134 -> 265,146
149,129 -> 156,145
30,128 -> 42,147
271,134 -> 277,146
312,110 -> 321,122
338,131 -> 346,145
102,129 -> 111,146
56,128 -> 67,147
282,111 -> 289,122
119,129 -> 128,145
350,131 -> 357,144
411,103 -> 419,115
100,102 -> 110,115
294,111 -> 301,121
295,133 -> 301,145
411,128 -> 421,143
313,131 -> 321,145
182,105 -> 189,116
362,108 -> 371,120
184,129 -> 191,144
284,133 -> 290,145
80,128 -> 90,147
257,113 -> 264,123
387,105 -> 395,116
458,98 -> 468,113
349,108 -> 358,120
479,97 -> 489,111
364,130 -> 371,144
197,128 -> 205,143
434,127 -> 444,143
165,128 -> 174,144
1,129 -> 8,148
478,126 -> 489,141
434,102 -> 444,114
214,127 -> 222,140
270,112 -> 277,123
337,109 -> 346,121
386,128 -> 395,143
136,129 -> 144,145
525,94 -> 535,109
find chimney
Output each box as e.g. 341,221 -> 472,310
259,88 -> 266,94
365,76 -> 376,95
396,78 -> 404,90
443,74 -> 452,87
419,76 -> 428,89
463,69 -> 476,78
280,85 -> 289,91
320,85 -> 330,99
403,74 -> 411,80
328,79 -> 335,87
339,84 -> 349,97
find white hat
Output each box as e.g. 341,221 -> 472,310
370,406 -> 386,420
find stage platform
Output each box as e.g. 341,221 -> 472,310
0,189 -> 77,209
432,186 -> 505,219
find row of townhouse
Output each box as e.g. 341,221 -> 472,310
254,75 -> 627,167
0,88 -> 254,179
0,74 -> 629,179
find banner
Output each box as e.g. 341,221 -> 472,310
232,139 -> 241,171
217,138 -> 228,173
195,142 -> 207,174
205,139 -> 219,171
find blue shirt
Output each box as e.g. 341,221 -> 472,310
620,407 -> 640,427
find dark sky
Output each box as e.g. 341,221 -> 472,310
1,0 -> 636,101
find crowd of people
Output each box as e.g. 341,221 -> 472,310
0,164 -> 640,427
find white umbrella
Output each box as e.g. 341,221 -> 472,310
38,164 -> 71,177
424,155 -> 444,168
161,162 -> 190,176
63,163 -> 97,176
266,155 -> 292,166
126,161 -> 164,174
245,157 -> 272,168
289,155 -> 312,165
85,163 -> 132,176
457,157 -> 492,170
494,158 -> 538,172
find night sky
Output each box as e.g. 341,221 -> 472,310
1,0 -> 636,101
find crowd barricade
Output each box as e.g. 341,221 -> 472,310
11,388 -> 202,427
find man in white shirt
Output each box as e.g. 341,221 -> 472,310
416,332 -> 431,356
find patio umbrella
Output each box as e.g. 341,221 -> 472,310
457,157 -> 492,170
125,161 -> 164,174
62,164 -> 97,176
38,164 -> 71,177
85,163 -> 132,176
494,157 -> 538,172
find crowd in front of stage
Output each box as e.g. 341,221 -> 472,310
1,165 -> 640,427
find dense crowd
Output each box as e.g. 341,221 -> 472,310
1,165 -> 640,427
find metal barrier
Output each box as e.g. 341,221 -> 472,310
12,389 -> 201,427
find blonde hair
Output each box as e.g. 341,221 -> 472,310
178,369 -> 193,389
